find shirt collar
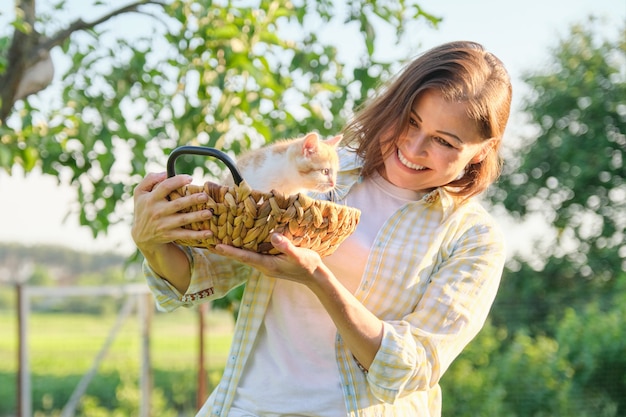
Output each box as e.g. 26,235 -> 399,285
427,188 -> 456,222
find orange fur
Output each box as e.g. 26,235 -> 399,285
232,132 -> 342,196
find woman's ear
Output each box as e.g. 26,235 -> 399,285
470,139 -> 496,164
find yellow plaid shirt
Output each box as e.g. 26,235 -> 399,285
145,148 -> 506,417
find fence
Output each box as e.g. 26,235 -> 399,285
16,284 -> 153,417
5,284 -> 232,417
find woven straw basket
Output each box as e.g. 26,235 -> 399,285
166,146 -> 361,257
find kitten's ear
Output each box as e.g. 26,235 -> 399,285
324,134 -> 343,147
302,132 -> 320,156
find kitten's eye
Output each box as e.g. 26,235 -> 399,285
321,168 -> 330,175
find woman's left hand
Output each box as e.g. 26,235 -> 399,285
219,233 -> 383,371
214,233 -> 325,285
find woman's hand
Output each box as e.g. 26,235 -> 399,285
218,233 -> 384,370
131,172 -> 215,293
215,233 -> 327,286
131,172 -> 213,252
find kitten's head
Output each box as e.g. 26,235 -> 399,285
292,132 -> 342,194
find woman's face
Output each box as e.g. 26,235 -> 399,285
381,89 -> 493,193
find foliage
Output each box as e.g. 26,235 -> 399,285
554,277 -> 626,414
210,280 -> 245,320
439,321 -> 509,416
489,18 -> 626,333
442,278 -> 626,416
0,0 -> 440,237
77,372 -> 177,417
493,17 -> 626,277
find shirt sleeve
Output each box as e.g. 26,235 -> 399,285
366,216 -> 506,403
144,244 -> 251,312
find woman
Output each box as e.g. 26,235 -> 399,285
132,40 -> 512,416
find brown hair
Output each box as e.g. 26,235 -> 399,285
343,41 -> 512,199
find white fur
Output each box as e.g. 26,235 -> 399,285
231,132 -> 341,196
243,162 -> 309,195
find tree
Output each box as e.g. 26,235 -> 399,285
0,0 -> 166,121
489,18 -> 626,331
442,276 -> 626,416
0,0 -> 440,237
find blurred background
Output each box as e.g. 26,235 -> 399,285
0,0 -> 624,416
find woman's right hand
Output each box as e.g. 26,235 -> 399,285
131,172 -> 213,293
131,172 -> 212,253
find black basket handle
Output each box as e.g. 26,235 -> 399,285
166,146 -> 244,185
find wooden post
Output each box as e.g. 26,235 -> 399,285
17,283 -> 31,417
139,293 -> 153,417
196,303 -> 208,410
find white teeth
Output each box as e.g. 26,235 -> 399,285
397,150 -> 426,170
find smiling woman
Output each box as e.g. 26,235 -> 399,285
346,41 -> 510,202
132,40 -> 513,417
380,89 -> 497,195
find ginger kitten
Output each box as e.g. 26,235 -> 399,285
233,132 -> 342,196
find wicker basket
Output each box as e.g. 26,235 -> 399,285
166,146 -> 361,257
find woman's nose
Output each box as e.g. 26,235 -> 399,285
402,131 -> 428,156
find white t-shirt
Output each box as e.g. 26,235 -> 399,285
230,173 -> 421,416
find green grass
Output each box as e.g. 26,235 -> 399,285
0,307 -> 234,416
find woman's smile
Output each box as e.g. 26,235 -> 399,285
397,149 -> 428,171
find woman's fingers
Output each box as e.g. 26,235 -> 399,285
214,233 -> 322,282
167,202 -> 212,231
269,234 -> 297,256
132,173 -> 214,248
149,174 -> 192,201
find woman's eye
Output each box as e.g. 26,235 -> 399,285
434,136 -> 453,148
409,118 -> 419,127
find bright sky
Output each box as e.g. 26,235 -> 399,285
0,0 -> 624,255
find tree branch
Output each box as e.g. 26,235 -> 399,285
40,0 -> 167,51
0,0 -> 167,123
0,0 -> 38,122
